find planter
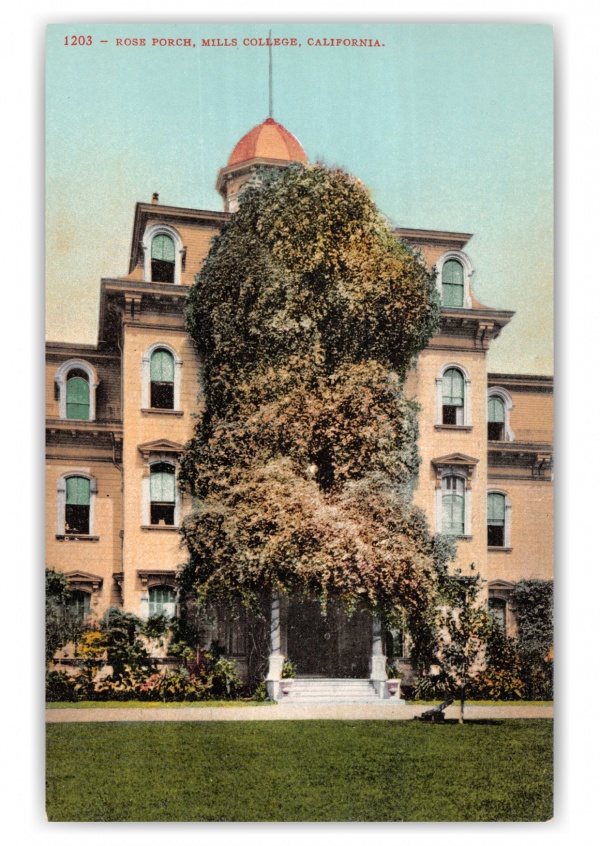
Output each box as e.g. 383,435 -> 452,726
279,679 -> 295,697
386,679 -> 401,699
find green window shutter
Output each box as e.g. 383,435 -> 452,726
442,260 -> 464,307
487,493 -> 506,526
488,397 -> 505,423
442,368 -> 464,406
66,476 -> 90,506
149,586 -> 176,617
442,492 -> 464,535
151,235 -> 175,263
150,466 -> 175,502
66,376 -> 90,420
150,349 -> 174,383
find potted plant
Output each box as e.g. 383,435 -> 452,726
279,660 -> 295,696
386,660 -> 403,698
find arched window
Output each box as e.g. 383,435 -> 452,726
142,225 -> 183,285
151,234 -> 175,283
149,585 -> 176,619
442,368 -> 465,425
65,476 -> 91,535
488,396 -> 505,441
67,590 -> 91,622
65,369 -> 90,420
442,259 -> 464,307
150,349 -> 175,409
487,492 -> 510,548
488,597 -> 507,632
54,360 -> 98,421
150,462 -> 176,526
442,475 -> 465,535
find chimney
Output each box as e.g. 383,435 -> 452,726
152,192 -> 159,205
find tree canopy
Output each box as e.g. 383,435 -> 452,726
179,163 -> 445,638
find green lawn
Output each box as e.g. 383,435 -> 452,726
46,720 -> 553,821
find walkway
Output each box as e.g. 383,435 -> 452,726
46,703 -> 553,723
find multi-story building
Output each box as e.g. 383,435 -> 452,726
46,117 -> 553,686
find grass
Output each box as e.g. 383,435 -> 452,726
411,700 -> 553,707
46,719 -> 553,821
46,700 -> 274,709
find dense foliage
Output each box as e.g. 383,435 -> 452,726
45,568 -> 84,665
512,579 -> 554,699
180,164 -> 443,638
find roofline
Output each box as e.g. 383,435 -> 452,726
488,372 -> 554,388
393,226 -> 473,249
128,202 -> 229,273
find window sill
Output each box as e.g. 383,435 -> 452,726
141,525 -> 180,532
435,424 -> 473,431
488,546 -> 513,553
141,408 -> 184,417
56,534 -> 99,542
449,534 -> 473,541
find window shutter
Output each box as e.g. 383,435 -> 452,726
442,260 -> 464,307
487,493 -> 506,525
151,235 -> 175,263
150,467 -> 175,502
149,586 -> 176,618
150,349 -> 174,383
66,476 -> 90,505
442,369 -> 464,406
66,376 -> 90,419
488,397 -> 505,423
443,492 -> 464,535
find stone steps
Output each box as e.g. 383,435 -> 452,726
277,677 -> 405,705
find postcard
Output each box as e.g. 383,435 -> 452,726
45,23 -> 553,822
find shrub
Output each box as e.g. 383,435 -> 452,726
413,671 -> 456,701
46,671 -> 79,702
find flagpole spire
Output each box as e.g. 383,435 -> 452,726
268,29 -> 273,118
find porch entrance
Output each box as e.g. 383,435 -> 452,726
286,597 -> 371,678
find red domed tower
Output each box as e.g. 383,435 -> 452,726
216,117 -> 308,212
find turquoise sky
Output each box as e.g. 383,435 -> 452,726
46,23 -> 553,374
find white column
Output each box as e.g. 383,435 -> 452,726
266,594 -> 285,701
370,617 -> 387,697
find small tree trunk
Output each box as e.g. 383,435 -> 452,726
459,686 -> 465,724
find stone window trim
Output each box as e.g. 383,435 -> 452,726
487,487 -> 512,549
435,363 -> 472,427
434,250 -> 474,309
141,342 -> 183,411
486,386 -> 515,442
487,580 -> 516,635
141,223 -> 185,285
56,472 -> 97,537
54,359 -> 99,422
137,570 -> 178,620
432,454 -> 479,537
64,569 -> 103,595
141,455 -> 182,528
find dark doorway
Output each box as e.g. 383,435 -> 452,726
286,597 -> 371,678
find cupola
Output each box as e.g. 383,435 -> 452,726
216,117 -> 308,212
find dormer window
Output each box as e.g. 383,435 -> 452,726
435,251 -> 473,309
54,360 -> 98,422
66,369 -> 90,420
151,234 -> 175,283
142,224 -> 184,285
442,260 -> 464,307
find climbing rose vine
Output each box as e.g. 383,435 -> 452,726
179,163 -> 445,642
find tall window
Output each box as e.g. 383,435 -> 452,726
488,396 -> 505,441
442,476 -> 465,535
66,370 -> 90,420
488,597 -> 507,632
149,585 -> 176,618
67,590 -> 91,622
151,234 -> 175,283
442,259 -> 464,307
150,463 -> 176,525
65,476 -> 91,535
55,360 -> 97,422
442,368 -> 465,425
150,349 -> 175,409
487,492 -> 506,547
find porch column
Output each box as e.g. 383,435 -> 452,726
370,617 -> 387,698
266,593 -> 285,700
